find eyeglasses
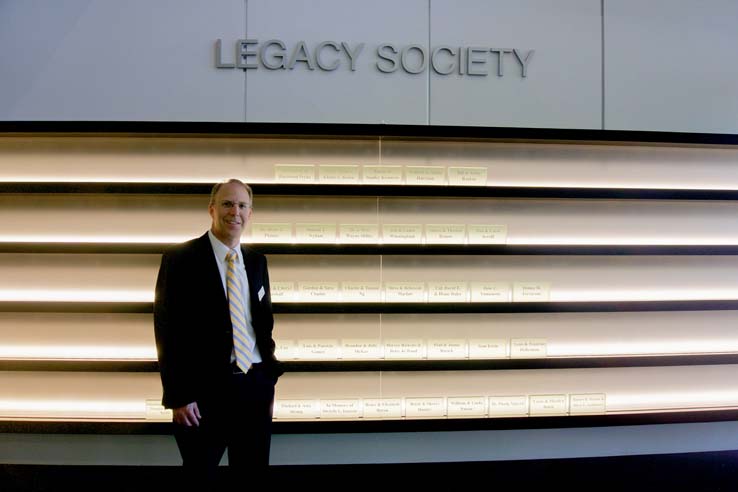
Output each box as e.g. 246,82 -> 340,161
219,200 -> 252,210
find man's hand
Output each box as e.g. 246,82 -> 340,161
173,402 -> 201,427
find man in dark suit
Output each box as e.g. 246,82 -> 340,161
154,178 -> 282,484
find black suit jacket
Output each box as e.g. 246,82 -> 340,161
154,232 -> 282,409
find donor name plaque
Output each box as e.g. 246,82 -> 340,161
447,397 -> 487,417
339,224 -> 379,244
274,164 -> 316,183
569,394 -> 607,415
295,223 -> 337,243
427,282 -> 468,303
363,398 -> 404,419
384,339 -> 426,359
298,282 -> 340,302
384,282 -> 426,302
341,339 -> 383,359
341,282 -> 381,302
529,394 -> 568,416
318,165 -> 360,184
470,282 -> 511,302
513,282 -> 550,302
382,224 -> 423,244
362,165 -> 403,184
297,339 -> 341,359
447,167 -> 488,186
320,399 -> 363,419
405,397 -> 446,418
488,396 -> 529,417
250,223 -> 293,243
405,166 -> 446,185
510,338 -> 547,358
270,281 -> 296,302
427,339 -> 467,359
274,400 -> 320,419
425,224 -> 466,244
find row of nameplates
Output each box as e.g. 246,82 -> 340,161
276,338 -> 548,360
144,394 -> 606,421
273,394 -> 608,419
274,164 -> 490,186
272,281 -> 550,302
250,223 -> 506,244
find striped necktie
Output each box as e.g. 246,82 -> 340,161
226,249 -> 254,373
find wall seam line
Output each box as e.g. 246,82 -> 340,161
244,0 -> 249,122
427,0 -> 432,125
601,0 -> 606,130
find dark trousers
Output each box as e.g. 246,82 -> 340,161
173,363 -> 275,486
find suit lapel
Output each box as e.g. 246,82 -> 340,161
196,232 -> 229,310
241,245 -> 259,310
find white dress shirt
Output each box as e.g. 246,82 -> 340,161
208,230 -> 262,364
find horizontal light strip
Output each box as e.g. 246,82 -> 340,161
554,339 -> 738,357
609,389 -> 738,412
508,237 -> 738,246
0,235 -> 192,244
4,339 -> 738,361
1,177 -> 738,191
0,290 -> 153,302
555,289 -> 738,302
0,345 -> 157,360
0,399 -> 146,418
3,289 -> 738,303
3,236 -> 738,246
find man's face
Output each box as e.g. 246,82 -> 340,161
208,182 -> 252,247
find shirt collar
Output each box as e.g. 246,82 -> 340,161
208,230 -> 242,265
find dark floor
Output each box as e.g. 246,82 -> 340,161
2,450 -> 738,491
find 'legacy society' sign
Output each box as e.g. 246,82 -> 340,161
215,39 -> 534,77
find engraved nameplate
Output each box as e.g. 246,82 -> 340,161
297,339 -> 341,359
363,398 -> 404,419
510,338 -> 548,358
405,166 -> 446,185
341,282 -> 382,302
425,224 -> 466,244
274,164 -> 316,183
339,224 -> 380,244
467,225 -> 507,244
513,282 -> 551,302
447,167 -> 488,186
468,339 -> 508,359
384,282 -> 426,302
341,339 -> 384,359
570,394 -> 607,415
488,395 -> 529,417
470,282 -> 511,303
529,395 -> 568,416
318,165 -> 360,184
298,282 -> 341,302
427,339 -> 468,359
382,224 -> 423,244
427,282 -> 468,303
384,339 -> 426,359
320,399 -> 363,419
295,223 -> 337,243
447,397 -> 487,417
145,399 -> 173,421
271,281 -> 297,302
275,340 -> 297,360
274,400 -> 321,419
362,165 -> 403,184
250,223 -> 293,243
405,397 -> 446,418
